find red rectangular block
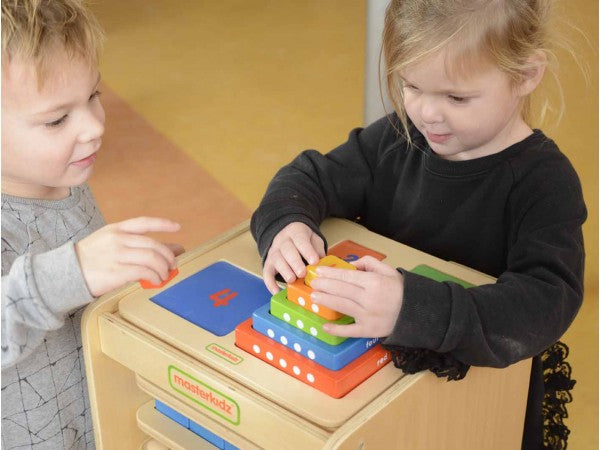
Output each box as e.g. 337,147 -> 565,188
235,318 -> 391,398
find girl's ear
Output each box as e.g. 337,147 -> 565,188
516,50 -> 547,97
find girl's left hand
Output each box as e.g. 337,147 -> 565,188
310,256 -> 404,338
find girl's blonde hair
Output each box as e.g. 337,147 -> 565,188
382,0 -> 564,137
2,0 -> 104,87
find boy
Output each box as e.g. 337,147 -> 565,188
2,1 -> 182,447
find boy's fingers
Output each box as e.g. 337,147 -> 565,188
165,243 -> 185,256
117,217 -> 181,234
118,247 -> 172,279
121,234 -> 177,269
125,264 -> 163,286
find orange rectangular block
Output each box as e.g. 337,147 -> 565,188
327,240 -> 386,262
287,278 -> 344,321
234,318 -> 391,399
140,268 -> 179,289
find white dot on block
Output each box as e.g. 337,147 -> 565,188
311,304 -> 320,313
298,296 -> 306,306
279,358 -> 287,368
293,343 -> 302,352
280,335 -> 288,345
293,366 -> 301,375
266,351 -> 274,361
267,329 -> 275,338
310,327 -> 318,336
307,373 -> 315,383
296,319 -> 304,329
307,350 -> 316,360
283,313 -> 291,322
252,344 -> 260,354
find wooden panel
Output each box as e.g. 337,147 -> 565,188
84,219 -> 531,449
327,359 -> 532,450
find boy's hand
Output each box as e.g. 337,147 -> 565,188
310,256 -> 404,338
263,222 -> 325,294
75,217 -> 184,297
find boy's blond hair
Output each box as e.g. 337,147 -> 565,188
382,0 -> 566,137
2,0 -> 104,86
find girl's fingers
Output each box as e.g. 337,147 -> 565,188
321,322 -> 364,338
262,264 -> 282,295
311,291 -> 362,317
311,277 -> 364,304
310,234 -> 326,258
273,255 -> 297,284
279,240 -> 307,278
314,265 -> 365,288
352,255 -> 396,275
117,216 -> 181,234
293,234 -> 321,265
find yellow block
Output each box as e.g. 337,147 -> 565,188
305,255 -> 356,287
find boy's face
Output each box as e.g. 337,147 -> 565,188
401,50 -> 529,161
1,50 -> 105,199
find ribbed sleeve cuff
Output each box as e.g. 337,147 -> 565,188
383,270 -> 452,351
31,242 -> 94,316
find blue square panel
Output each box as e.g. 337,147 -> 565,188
151,261 -> 271,336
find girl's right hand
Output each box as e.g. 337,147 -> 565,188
263,222 -> 325,294
75,217 -> 184,297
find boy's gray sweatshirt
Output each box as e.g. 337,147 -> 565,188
1,184 -> 105,449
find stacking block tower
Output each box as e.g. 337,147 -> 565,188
235,252 -> 392,398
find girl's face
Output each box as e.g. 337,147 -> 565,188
1,50 -> 105,199
401,50 -> 532,161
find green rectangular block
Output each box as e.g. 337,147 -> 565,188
410,264 -> 475,288
270,289 -> 354,346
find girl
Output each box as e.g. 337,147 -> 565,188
250,1 -> 586,449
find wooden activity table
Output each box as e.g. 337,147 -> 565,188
82,218 -> 531,449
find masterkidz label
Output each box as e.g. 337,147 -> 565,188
206,343 -> 243,365
168,365 -> 240,424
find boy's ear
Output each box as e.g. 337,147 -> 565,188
516,50 -> 547,97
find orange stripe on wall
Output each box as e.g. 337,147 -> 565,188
88,84 -> 251,250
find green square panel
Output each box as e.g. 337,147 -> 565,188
410,265 -> 475,288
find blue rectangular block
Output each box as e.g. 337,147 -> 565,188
190,421 -> 224,448
151,261 -> 271,336
252,303 -> 380,371
155,400 -> 189,428
190,421 -> 239,449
